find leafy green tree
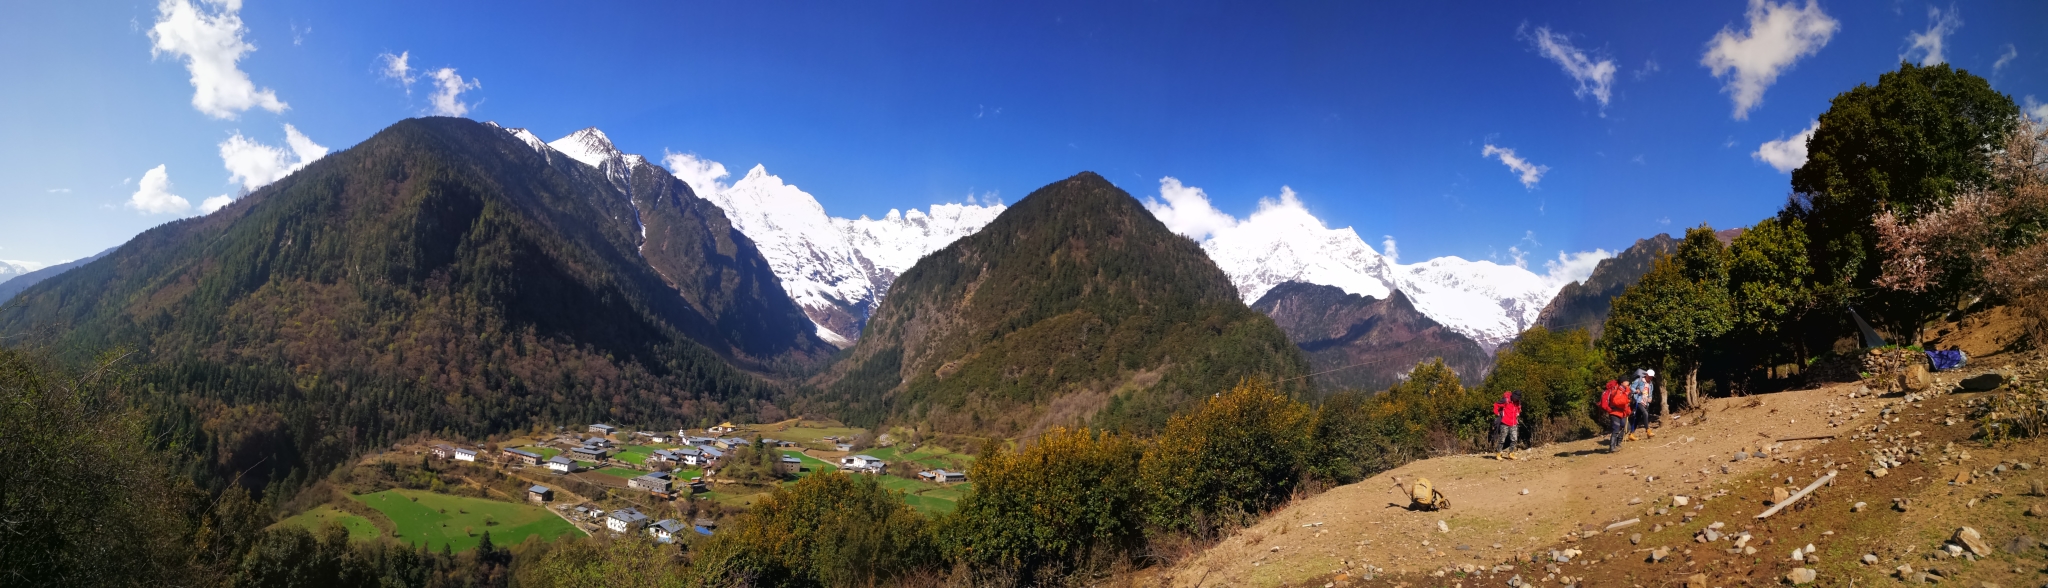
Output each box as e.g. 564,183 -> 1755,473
1601,226 -> 1733,410
1481,326 -> 1606,443
0,347 -> 199,587
1726,218 -> 1815,375
523,535 -> 687,588
942,427 -> 1144,584
693,472 -> 937,588
1785,62 -> 2021,342
1140,379 -> 1312,537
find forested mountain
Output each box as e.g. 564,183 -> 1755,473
1250,281 -> 1489,393
1533,234 -> 1678,338
0,117 -> 827,493
0,248 -> 110,303
806,172 -> 1309,435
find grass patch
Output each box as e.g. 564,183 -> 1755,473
597,467 -> 646,479
860,447 -> 901,460
900,493 -> 958,515
612,445 -> 661,465
274,505 -> 382,541
523,446 -> 562,460
781,451 -> 837,476
351,489 -> 579,552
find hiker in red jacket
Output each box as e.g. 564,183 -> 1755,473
1492,391 -> 1523,460
1599,380 -> 1632,453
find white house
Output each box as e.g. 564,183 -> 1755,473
840,455 -> 887,474
546,455 -> 576,473
453,447 -> 478,462
607,507 -> 649,533
648,519 -> 686,543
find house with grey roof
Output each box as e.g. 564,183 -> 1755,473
606,507 -> 650,533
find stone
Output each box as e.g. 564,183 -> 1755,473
2030,478 -> 2044,496
1853,501 -> 1868,512
1438,520 -> 1450,533
1672,495 -> 1690,507
1520,488 -> 1530,495
1773,487 -> 1792,505
1904,364 -> 1932,391
1791,547 -> 1804,560
1631,533 -> 1641,545
1649,547 -> 1670,563
1787,567 -> 1818,585
2026,503 -> 2046,516
1871,467 -> 1890,478
1863,553 -> 1880,565
1733,451 -> 1749,462
1954,527 -> 1992,557
1685,573 -> 1707,588
1895,564 -> 1913,578
1954,470 -> 1973,485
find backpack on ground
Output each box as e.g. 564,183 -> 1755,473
1406,477 -> 1448,511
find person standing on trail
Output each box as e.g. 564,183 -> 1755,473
1599,380 -> 1632,453
1627,369 -> 1656,440
1492,391 -> 1523,460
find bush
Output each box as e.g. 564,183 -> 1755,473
942,427 -> 1144,583
693,472 -> 937,587
1140,378 -> 1312,536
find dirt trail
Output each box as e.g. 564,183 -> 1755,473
1155,384 -> 1872,587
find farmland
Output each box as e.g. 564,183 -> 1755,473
274,504 -> 383,541
351,489 -> 581,552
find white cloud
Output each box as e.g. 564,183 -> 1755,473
1521,25 -> 1618,108
1142,177 -> 1240,240
1381,235 -> 1399,263
2025,96 -> 2048,123
662,151 -> 732,199
378,51 -> 416,91
47,188 -> 70,194
1993,44 -> 2018,74
1903,5 -> 1962,65
426,67 -> 480,117
200,194 -> 234,213
1541,249 -> 1613,288
126,164 -> 190,214
148,0 -> 287,119
1753,120 -> 1818,173
219,124 -> 329,192
1481,144 -> 1549,189
1701,0 -> 1840,120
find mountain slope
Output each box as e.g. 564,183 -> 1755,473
0,260 -> 47,286
696,165 -> 1005,346
809,172 -> 1309,435
1250,282 -> 1490,392
0,118 -> 825,470
0,250 -> 107,302
1532,233 -> 1678,338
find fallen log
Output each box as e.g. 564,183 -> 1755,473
1772,434 -> 1839,443
1755,470 -> 1837,519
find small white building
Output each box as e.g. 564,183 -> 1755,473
840,454 -> 887,474
453,447 -> 478,462
648,519 -> 686,543
546,455 -> 576,473
607,507 -> 650,533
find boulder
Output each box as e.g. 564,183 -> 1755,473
1772,487 -> 1792,505
1954,527 -> 1992,557
1787,567 -> 1818,584
1685,573 -> 1708,588
1903,364 -> 1932,392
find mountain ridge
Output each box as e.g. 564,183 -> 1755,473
1250,281 -> 1491,392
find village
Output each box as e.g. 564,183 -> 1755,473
295,418 -> 980,550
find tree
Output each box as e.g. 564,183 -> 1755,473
1785,62 -> 2022,342
1727,217 -> 1815,375
942,427 -> 1144,584
694,472 -> 937,587
1481,326 -> 1606,443
1140,378 -> 1313,537
1875,120 -> 2048,342
1601,226 -> 1733,411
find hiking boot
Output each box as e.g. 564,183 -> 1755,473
1495,451 -> 1506,460
1625,433 -> 1638,441
1647,429 -> 1656,438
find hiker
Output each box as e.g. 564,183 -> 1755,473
1599,380 -> 1631,453
1492,390 -> 1522,460
1627,369 -> 1656,440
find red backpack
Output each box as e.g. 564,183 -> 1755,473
1600,381 -> 1631,416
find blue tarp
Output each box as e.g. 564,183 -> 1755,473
1927,350 -> 1967,371
694,526 -> 714,536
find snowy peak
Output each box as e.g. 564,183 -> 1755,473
548,127 -> 624,169
0,260 -> 49,285
484,121 -> 550,154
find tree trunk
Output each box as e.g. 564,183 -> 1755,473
1686,362 -> 1701,409
1658,370 -> 1671,423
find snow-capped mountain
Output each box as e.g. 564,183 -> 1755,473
1145,179 -> 1607,350
0,260 -> 49,285
685,162 -> 1005,346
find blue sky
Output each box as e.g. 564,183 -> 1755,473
3,0 -> 2044,266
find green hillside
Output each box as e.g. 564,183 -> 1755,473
809,172 -> 1309,435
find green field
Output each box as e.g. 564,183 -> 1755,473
275,505 -> 383,541
526,446 -> 562,460
611,445 -> 661,465
352,489 -> 581,551
765,424 -> 865,447
595,466 -> 646,477
780,451 -> 836,475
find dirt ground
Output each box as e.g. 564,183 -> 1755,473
1149,348 -> 2048,588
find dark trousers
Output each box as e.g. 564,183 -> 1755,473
1497,423 -> 1519,451
1630,402 -> 1651,433
1607,414 -> 1626,452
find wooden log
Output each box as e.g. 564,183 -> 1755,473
1605,518 -> 1641,531
1772,434 -> 1839,443
1755,470 -> 1837,519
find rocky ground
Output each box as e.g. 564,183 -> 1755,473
1149,348 -> 2048,588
